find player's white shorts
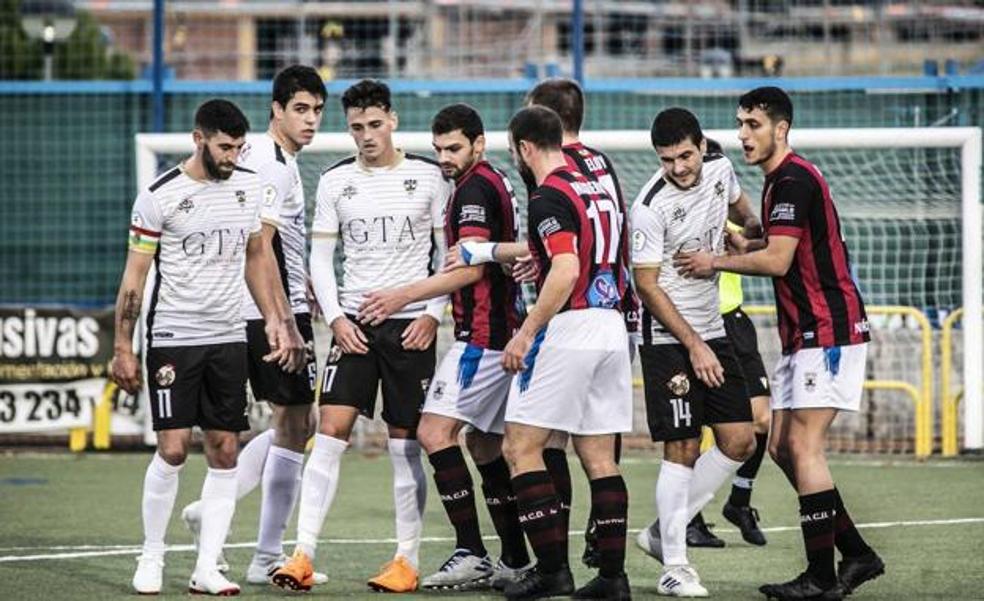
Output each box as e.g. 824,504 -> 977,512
423,342 -> 510,435
505,308 -> 632,435
771,343 -> 867,412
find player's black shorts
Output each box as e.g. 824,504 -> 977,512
722,306 -> 770,398
146,342 -> 249,432
640,337 -> 752,442
319,315 -> 436,429
246,312 -> 317,406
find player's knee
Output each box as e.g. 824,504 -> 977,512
768,437 -> 790,466
276,410 -> 313,452
720,429 -> 757,463
417,424 -> 454,454
465,431 -> 502,465
156,445 -> 187,467
501,436 -> 539,473
318,419 -> 352,441
754,412 -> 772,435
663,438 -> 700,466
578,454 -> 618,480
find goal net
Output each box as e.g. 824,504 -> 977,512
136,127 -> 982,454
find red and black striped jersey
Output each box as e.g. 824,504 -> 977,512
445,160 -> 523,350
527,167 -> 628,314
762,152 -> 870,354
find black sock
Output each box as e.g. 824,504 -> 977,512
799,489 -> 837,587
589,475 -> 628,578
476,456 -> 530,568
833,488 -> 874,558
512,470 -> 566,574
614,433 -> 622,465
429,446 -> 486,556
542,448 -> 571,559
729,432 -> 767,507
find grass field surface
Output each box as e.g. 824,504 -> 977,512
1,450 -> 982,599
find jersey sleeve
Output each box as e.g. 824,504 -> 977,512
767,175 -> 814,238
128,189 -> 163,254
629,202 -> 664,267
254,161 -> 294,228
725,160 -> 742,205
431,172 -> 453,228
311,173 -> 340,237
453,178 -> 496,241
529,187 -> 580,258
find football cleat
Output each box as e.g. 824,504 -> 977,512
271,549 -> 315,592
188,568 -> 240,596
838,551 -> 884,594
132,554 -> 164,595
367,555 -> 419,593
687,513 -> 726,548
722,502 -> 767,546
657,565 -> 708,598
572,572 -> 632,600
420,549 -> 493,590
759,571 -> 845,601
502,564 -> 575,601
489,558 -> 534,591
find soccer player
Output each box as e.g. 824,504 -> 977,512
450,105 -> 634,600
179,65 -> 328,584
524,77 -> 640,569
273,80 -> 453,593
630,108 -> 757,597
688,138 -> 772,549
674,86 -> 884,600
357,103 -> 532,591
111,99 -> 305,596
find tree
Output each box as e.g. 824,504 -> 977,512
0,0 -> 43,79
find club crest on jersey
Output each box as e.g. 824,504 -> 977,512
178,198 -> 194,213
804,372 -> 818,392
262,184 -> 278,207
714,181 -> 725,198
667,372 -> 690,396
155,364 -> 176,387
341,184 -> 357,199
235,190 -> 246,205
420,378 -> 430,393
632,230 -> 647,252
587,270 -> 619,309
404,179 -> 418,195
328,345 -> 343,364
672,206 -> 686,223
432,380 -> 446,400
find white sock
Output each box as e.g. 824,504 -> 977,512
656,460 -> 692,566
295,434 -> 348,559
195,467 -> 238,573
388,438 -> 427,568
141,453 -> 184,557
686,446 -> 744,521
236,429 -> 274,499
255,445 -> 304,557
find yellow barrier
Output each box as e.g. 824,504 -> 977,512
941,308 -> 965,457
68,380 -> 117,452
742,305 -> 934,457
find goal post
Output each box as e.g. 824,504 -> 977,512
135,127 -> 982,453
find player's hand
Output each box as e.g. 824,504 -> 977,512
330,316 -> 369,355
725,230 -> 751,255
442,244 -> 468,273
264,318 -> 306,372
688,340 -> 725,388
511,254 -> 539,283
673,251 -> 715,279
401,315 -> 439,350
502,329 -> 534,374
110,349 -> 141,395
358,289 -> 410,327
305,276 -> 322,320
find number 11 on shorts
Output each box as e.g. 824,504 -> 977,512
670,397 -> 692,428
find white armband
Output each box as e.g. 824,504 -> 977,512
460,241 -> 498,265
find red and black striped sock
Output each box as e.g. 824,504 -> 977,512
476,456 -> 530,568
429,446 -> 487,556
542,447 -> 571,560
512,470 -> 567,574
833,488 -> 873,558
799,489 -> 837,587
589,475 -> 628,578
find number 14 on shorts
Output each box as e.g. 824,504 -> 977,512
670,397 -> 692,428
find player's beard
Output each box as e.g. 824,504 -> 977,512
516,156 -> 535,189
203,146 -> 234,181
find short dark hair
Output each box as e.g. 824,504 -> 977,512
738,86 -> 793,127
508,106 -> 563,151
195,99 -> 249,138
271,64 -> 326,118
525,78 -> 584,134
704,138 -> 723,154
651,107 -> 704,149
431,103 -> 484,143
341,79 -> 391,113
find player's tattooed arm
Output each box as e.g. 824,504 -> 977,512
633,265 -> 724,388
110,250 -> 154,394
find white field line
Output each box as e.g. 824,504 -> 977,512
2,517 -> 983,563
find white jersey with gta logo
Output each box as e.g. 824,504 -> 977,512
311,151 -> 453,318
128,165 -> 262,347
238,133 -> 309,320
630,153 -> 741,345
